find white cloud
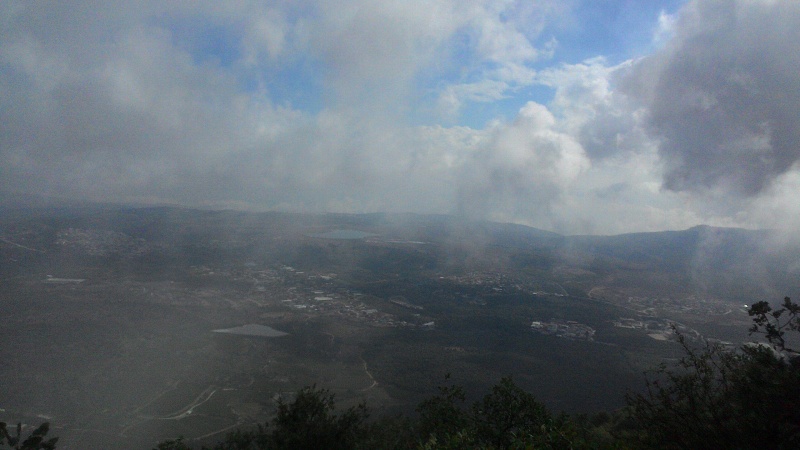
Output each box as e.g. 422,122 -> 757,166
2,0 -> 799,236
431,1 -> 563,118
537,57 -> 649,160
242,7 -> 289,62
653,10 -> 677,46
455,101 -> 590,226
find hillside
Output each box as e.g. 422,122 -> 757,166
0,204 -> 797,448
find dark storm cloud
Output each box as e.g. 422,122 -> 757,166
624,0 -> 800,196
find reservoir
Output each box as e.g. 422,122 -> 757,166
308,229 -> 377,240
212,324 -> 288,337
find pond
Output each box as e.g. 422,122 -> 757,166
308,229 -> 377,240
212,324 -> 288,337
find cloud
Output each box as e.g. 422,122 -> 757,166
429,1 -> 563,119
0,0 -> 570,210
623,0 -> 800,196
0,14 -> 268,201
653,9 -> 677,46
1,0 -> 799,236
518,0 -> 800,233
455,101 -> 589,225
537,57 -> 651,160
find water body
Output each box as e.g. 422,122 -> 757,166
308,229 -> 377,240
212,324 -> 288,337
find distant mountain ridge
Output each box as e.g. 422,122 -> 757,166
2,201 -> 797,303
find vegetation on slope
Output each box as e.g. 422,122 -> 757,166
153,296 -> 800,449
4,298 -> 799,449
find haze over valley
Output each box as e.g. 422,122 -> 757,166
3,1 -> 800,448
1,205 -> 798,448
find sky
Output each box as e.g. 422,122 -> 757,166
2,0 -> 800,235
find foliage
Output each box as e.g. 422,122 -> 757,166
0,422 -> 57,450
471,376 -> 551,448
270,385 -> 369,450
155,385 -> 368,450
159,296 -> 800,450
418,428 -> 486,450
625,298 -> 800,449
154,437 -> 191,450
749,296 -> 800,354
416,375 -> 609,449
415,373 -> 469,440
358,415 -> 417,450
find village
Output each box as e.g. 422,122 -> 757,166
530,319 -> 596,341
184,264 -> 435,329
